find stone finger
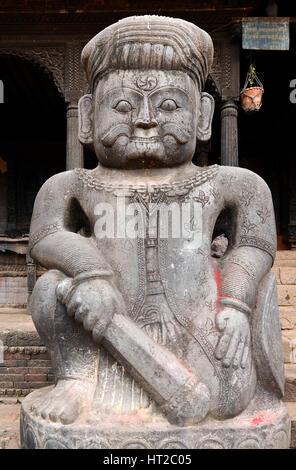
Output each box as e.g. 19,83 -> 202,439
67,299 -> 80,317
55,278 -> 72,303
215,332 -> 232,360
74,306 -> 88,324
83,310 -> 100,331
232,339 -> 245,369
215,314 -> 227,332
110,291 -> 121,315
241,342 -> 250,369
102,292 -> 115,324
91,297 -> 114,342
222,331 -> 240,368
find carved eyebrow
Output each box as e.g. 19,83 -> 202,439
100,87 -> 144,103
148,86 -> 190,99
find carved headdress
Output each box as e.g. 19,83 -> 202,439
81,15 -> 214,92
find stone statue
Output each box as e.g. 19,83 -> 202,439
20,16 -> 290,449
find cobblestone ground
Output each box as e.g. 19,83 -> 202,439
0,399 -> 21,449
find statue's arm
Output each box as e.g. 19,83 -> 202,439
219,168 -> 276,313
29,171 -> 112,278
214,168 -> 277,368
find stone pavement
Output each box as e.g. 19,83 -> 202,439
0,398 -> 21,449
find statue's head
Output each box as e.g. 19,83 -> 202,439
79,16 -> 214,169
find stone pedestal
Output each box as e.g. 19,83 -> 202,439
21,387 -> 290,449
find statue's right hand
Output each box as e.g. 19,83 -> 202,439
215,307 -> 250,369
56,278 -> 126,343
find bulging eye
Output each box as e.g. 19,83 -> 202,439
159,99 -> 178,111
114,100 -> 133,113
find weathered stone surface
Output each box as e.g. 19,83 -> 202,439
21,15 -> 290,449
277,285 -> 296,306
282,331 -> 296,364
286,403 -> 296,449
284,365 -> 296,402
276,251 -> 296,261
274,251 -> 296,268
280,268 -> 296,285
0,401 -> 21,449
279,307 -> 296,330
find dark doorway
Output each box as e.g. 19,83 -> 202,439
239,45 -> 296,249
0,54 -> 66,237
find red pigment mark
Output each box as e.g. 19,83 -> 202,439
251,412 -> 274,426
214,273 -> 244,313
214,269 -> 221,314
251,415 -> 264,425
214,269 -> 220,293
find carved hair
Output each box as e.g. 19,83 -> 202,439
81,15 -> 214,92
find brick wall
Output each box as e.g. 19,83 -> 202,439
0,276 -> 27,308
272,251 -> 296,365
0,346 -> 54,397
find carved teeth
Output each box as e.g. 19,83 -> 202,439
130,137 -> 161,142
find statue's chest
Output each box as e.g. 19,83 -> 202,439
88,179 -> 219,298
77,168 -> 222,350
75,166 -> 221,235
86,176 -> 222,242
76,165 -> 221,298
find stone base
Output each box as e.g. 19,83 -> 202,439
20,387 -> 291,449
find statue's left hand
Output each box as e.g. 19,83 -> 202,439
214,308 -> 250,369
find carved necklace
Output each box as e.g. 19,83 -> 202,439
75,165 -> 220,194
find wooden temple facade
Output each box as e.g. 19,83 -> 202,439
0,0 -> 296,307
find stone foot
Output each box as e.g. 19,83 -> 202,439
30,379 -> 94,425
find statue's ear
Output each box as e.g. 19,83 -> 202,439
196,92 -> 215,142
78,94 -> 94,146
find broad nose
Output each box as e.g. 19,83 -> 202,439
134,96 -> 157,129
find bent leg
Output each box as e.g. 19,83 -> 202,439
29,269 -> 99,424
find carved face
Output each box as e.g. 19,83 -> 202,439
79,70 -> 214,169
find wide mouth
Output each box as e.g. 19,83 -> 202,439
129,136 -> 161,142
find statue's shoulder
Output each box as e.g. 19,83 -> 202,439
216,165 -> 269,191
42,168 -> 78,185
36,169 -> 81,199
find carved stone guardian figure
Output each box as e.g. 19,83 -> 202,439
20,16 -> 290,449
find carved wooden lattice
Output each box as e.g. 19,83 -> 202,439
0,46 -> 66,96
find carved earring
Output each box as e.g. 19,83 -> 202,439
78,94 -> 94,146
196,92 -> 215,142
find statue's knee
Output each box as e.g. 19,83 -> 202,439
211,365 -> 257,419
29,269 -> 67,338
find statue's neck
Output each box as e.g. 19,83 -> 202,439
91,161 -> 199,185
